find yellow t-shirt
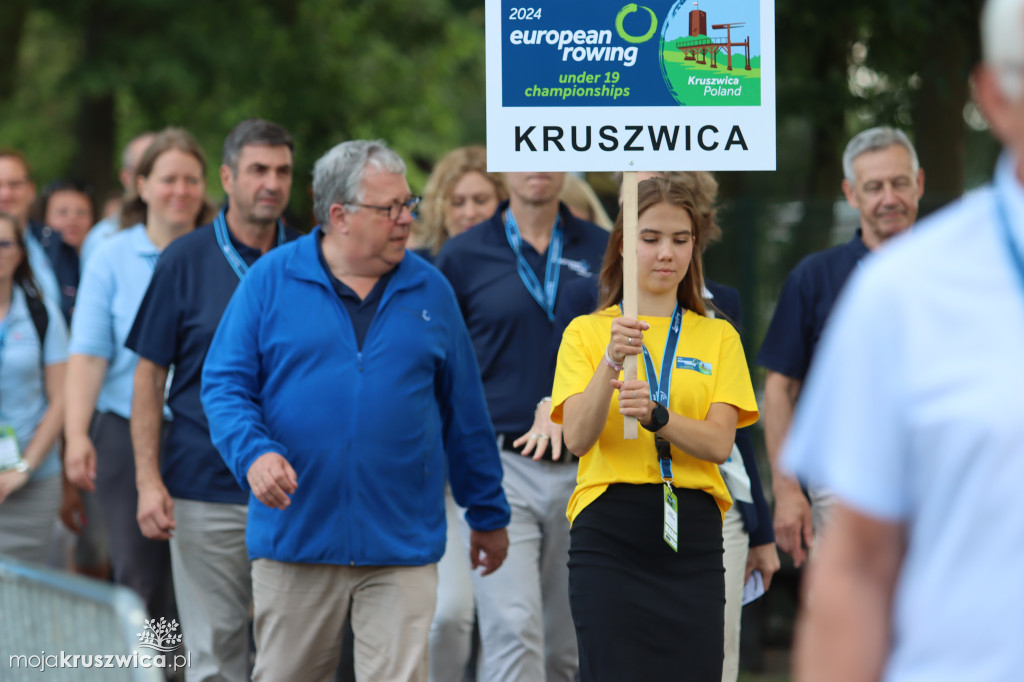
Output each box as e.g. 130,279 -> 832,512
551,306 -> 759,523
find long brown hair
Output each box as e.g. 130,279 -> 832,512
596,177 -> 708,315
119,127 -> 216,230
0,211 -> 40,297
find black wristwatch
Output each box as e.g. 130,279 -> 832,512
641,402 -> 669,432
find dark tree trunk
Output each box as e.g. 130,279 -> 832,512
910,0 -> 984,217
69,8 -> 117,202
911,23 -> 969,217
0,0 -> 31,98
71,93 -> 116,200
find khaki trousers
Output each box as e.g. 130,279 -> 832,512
721,504 -> 750,682
251,559 -> 438,682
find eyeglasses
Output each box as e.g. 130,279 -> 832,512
0,240 -> 15,250
349,196 -> 421,222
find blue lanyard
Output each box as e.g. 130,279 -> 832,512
640,303 -> 683,406
620,302 -> 684,481
504,208 -> 563,321
214,208 -> 286,281
0,316 -> 9,414
995,190 -> 1024,296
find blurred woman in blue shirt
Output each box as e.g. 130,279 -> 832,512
0,211 -> 68,564
63,127 -> 214,616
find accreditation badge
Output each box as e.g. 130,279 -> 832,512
663,483 -> 678,552
0,425 -> 23,472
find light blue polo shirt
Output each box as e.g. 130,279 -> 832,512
80,214 -> 119,267
0,285 -> 68,480
784,153 -> 1024,681
69,223 -> 161,419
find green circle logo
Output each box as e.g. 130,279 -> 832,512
616,3 -> 658,44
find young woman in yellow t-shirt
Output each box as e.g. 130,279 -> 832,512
551,177 -> 758,680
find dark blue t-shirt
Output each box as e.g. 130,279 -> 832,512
30,220 -> 79,324
125,218 -> 300,504
315,231 -> 395,350
757,231 -> 869,381
436,201 -> 609,436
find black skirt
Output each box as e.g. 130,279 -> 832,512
569,483 -> 724,681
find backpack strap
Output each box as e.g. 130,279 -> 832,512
21,284 -> 49,367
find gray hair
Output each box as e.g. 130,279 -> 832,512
982,0 -> 1024,100
312,140 -> 406,227
222,119 -> 294,172
841,127 -> 919,183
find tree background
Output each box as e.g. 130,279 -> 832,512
0,0 -> 997,328
0,2 -> 1001,673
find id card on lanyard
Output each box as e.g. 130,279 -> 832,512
634,303 -> 685,551
0,318 -> 24,471
0,426 -> 21,471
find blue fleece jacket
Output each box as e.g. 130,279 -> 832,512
201,227 -> 510,566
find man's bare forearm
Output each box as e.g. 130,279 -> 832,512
132,359 -> 169,487
763,370 -> 803,488
793,504 -> 905,682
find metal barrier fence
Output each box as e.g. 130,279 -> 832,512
0,554 -> 166,681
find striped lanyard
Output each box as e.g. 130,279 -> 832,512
503,208 -> 563,321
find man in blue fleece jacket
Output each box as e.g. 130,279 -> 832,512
201,139 -> 510,682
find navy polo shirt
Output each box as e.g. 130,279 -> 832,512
436,201 -> 609,436
125,218 -> 300,504
30,220 -> 79,324
757,230 -> 869,381
411,247 -> 435,265
315,231 -> 395,350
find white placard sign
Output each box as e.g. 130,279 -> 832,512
486,0 -> 776,172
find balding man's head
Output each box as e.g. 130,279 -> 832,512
120,133 -> 157,193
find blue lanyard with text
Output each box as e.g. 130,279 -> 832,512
214,208 -> 286,281
995,190 -> 1024,299
504,208 -> 563,321
621,302 -> 683,481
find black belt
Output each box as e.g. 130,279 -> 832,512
497,432 -> 576,463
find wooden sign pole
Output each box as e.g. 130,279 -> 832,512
621,171 -> 639,440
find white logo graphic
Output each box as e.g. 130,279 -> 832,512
559,258 -> 593,278
137,617 -> 183,653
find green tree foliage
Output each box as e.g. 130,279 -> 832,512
0,0 -> 488,224
0,0 -> 999,277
